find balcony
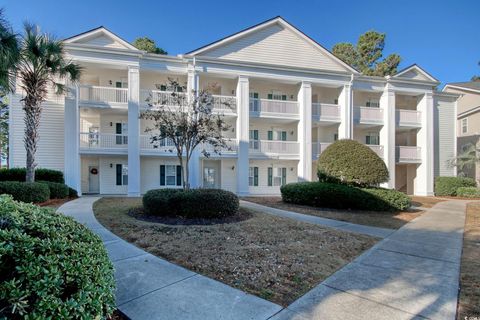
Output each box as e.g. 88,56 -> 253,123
354,107 -> 383,125
140,89 -> 187,107
367,145 -> 384,159
396,146 -> 421,163
249,140 -> 299,158
312,142 -> 332,159
312,103 -> 340,123
249,99 -> 299,119
211,95 -> 237,114
201,140 -> 238,156
396,109 -> 421,128
79,132 -> 128,154
79,85 -> 127,106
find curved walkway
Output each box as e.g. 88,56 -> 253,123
59,197 -> 469,320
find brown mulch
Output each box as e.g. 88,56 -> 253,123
38,197 -> 76,210
94,197 -> 378,306
457,201 -> 480,319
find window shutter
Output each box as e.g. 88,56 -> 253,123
116,123 -> 122,144
160,85 -> 167,91
254,130 -> 258,140
254,167 -> 259,186
116,164 -> 122,185
253,92 -> 259,99
281,95 -> 287,101
160,165 -> 165,186
267,93 -> 273,99
268,131 -> 273,140
281,131 -> 287,141
366,136 -> 371,144
268,167 -> 273,186
176,165 -> 182,186
281,168 -> 287,186
334,133 -> 338,141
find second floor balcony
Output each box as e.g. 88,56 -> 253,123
249,99 -> 299,119
312,103 -> 340,123
354,106 -> 383,125
396,146 -> 421,163
396,109 -> 422,128
249,140 -> 299,158
79,85 -> 127,106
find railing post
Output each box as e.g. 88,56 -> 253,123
127,66 -> 141,196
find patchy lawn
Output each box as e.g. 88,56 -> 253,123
94,197 -> 377,306
457,201 -> 480,319
242,196 -> 445,230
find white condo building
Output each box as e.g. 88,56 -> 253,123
8,17 -> 458,196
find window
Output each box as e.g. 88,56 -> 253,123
249,130 -> 259,149
268,167 -> 286,186
462,118 -> 468,134
160,165 -> 182,186
366,132 -> 380,145
115,80 -> 128,88
115,122 -> 128,145
267,91 -> 287,101
268,130 -> 287,141
366,98 -> 380,108
157,83 -> 183,92
116,164 -> 128,186
334,98 -> 339,105
333,133 -> 338,141
249,92 -> 259,111
249,167 -> 259,186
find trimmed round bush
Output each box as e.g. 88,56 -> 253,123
434,176 -> 476,196
281,182 -> 410,211
0,181 -> 50,203
0,195 -> 115,318
143,188 -> 239,218
317,139 -> 389,186
38,181 -> 69,199
0,167 -> 64,183
68,187 -> 79,198
456,187 -> 480,198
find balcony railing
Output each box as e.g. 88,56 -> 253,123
202,140 -> 238,154
367,145 -> 384,158
140,89 -> 187,107
249,140 -> 299,155
312,103 -> 340,122
211,95 -> 237,113
396,146 -> 421,163
396,109 -> 421,127
79,85 -> 127,104
354,106 -> 383,124
140,135 -> 176,151
79,133 -> 128,150
312,142 -> 332,158
249,99 -> 299,116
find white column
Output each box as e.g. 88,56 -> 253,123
64,86 -> 81,194
338,83 -> 353,139
187,66 -> 201,188
236,75 -> 249,195
379,84 -> 396,189
297,81 -> 312,181
415,91 -> 434,196
127,66 -> 140,196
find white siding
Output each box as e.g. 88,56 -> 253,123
77,34 -> 127,49
220,159 -> 237,193
248,159 -> 298,195
434,95 -> 456,177
140,157 -> 181,194
200,23 -> 347,72
99,156 -> 128,194
80,156 -> 99,193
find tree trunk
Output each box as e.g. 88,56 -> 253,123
23,101 -> 41,182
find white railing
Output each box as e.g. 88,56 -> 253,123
249,140 -> 299,155
140,89 -> 187,107
312,142 -> 332,157
202,140 -> 238,154
79,85 -> 128,104
79,133 -> 128,149
312,103 -> 340,121
140,135 -> 175,151
354,106 -> 383,123
367,145 -> 384,158
396,109 -> 421,126
211,95 -> 237,113
396,146 -> 421,162
249,99 -> 298,115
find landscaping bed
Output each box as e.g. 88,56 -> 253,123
94,197 -> 377,306
242,196 -> 444,229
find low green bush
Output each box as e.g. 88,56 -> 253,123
38,181 -> 69,199
0,195 -> 115,318
456,186 -> 480,198
0,167 -> 64,183
143,188 -> 239,218
0,181 -> 50,203
434,176 -> 477,196
281,182 -> 410,211
68,187 -> 79,198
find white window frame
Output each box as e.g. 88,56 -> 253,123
366,98 -> 380,108
462,118 -> 468,134
165,165 -> 177,186
122,164 -> 128,186
273,167 -> 286,187
249,167 -> 255,186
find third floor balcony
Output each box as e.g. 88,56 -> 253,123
354,106 -> 384,125
249,98 -> 299,119
249,140 -> 299,158
312,103 -> 340,123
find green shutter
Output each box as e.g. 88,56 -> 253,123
115,123 -> 122,144
160,165 -> 165,186
334,133 -> 338,141
116,164 -> 122,185
267,131 -> 273,140
254,167 -> 259,186
160,85 -> 167,91
268,167 -> 273,186
281,168 -> 287,186
267,93 -> 273,100
253,92 -> 259,99
176,165 -> 182,186
281,131 -> 287,141
254,130 -> 258,140
366,136 -> 371,144
281,95 -> 287,101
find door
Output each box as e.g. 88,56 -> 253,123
88,166 -> 100,193
203,167 -> 217,188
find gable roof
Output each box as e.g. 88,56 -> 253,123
444,81 -> 480,94
393,64 -> 438,82
63,26 -> 139,51
185,16 -> 358,74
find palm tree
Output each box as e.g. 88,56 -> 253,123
449,143 -> 480,180
0,9 -> 19,91
7,23 -> 82,182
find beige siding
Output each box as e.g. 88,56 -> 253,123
220,159 -> 237,193
434,95 -> 456,177
199,23 -> 347,72
444,87 -> 480,114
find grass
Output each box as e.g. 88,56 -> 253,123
242,196 -> 445,229
457,201 -> 480,319
93,197 -> 377,306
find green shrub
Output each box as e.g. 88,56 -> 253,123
434,176 -> 477,196
281,182 -> 410,211
143,188 -> 239,218
317,139 -> 389,186
38,181 -> 69,199
456,187 -> 480,198
68,187 -> 79,198
0,195 -> 115,318
0,181 -> 50,203
0,167 -> 64,183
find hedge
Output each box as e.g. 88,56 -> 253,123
0,167 -> 64,183
143,188 -> 239,218
0,195 -> 115,318
0,181 -> 50,203
38,181 -> 70,199
317,139 -> 389,186
434,176 -> 477,196
68,187 -> 79,198
456,187 -> 480,198
281,182 -> 410,211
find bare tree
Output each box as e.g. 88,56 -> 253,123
140,79 -> 232,190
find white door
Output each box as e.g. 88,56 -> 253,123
88,166 -> 100,193
203,167 -> 217,188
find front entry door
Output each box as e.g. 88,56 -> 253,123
88,166 -> 100,194
203,167 -> 216,188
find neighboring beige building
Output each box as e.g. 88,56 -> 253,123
444,81 -> 480,183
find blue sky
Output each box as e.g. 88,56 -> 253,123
1,0 -> 478,85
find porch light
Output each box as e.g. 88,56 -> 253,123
110,163 -> 113,168
231,166 -> 235,171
